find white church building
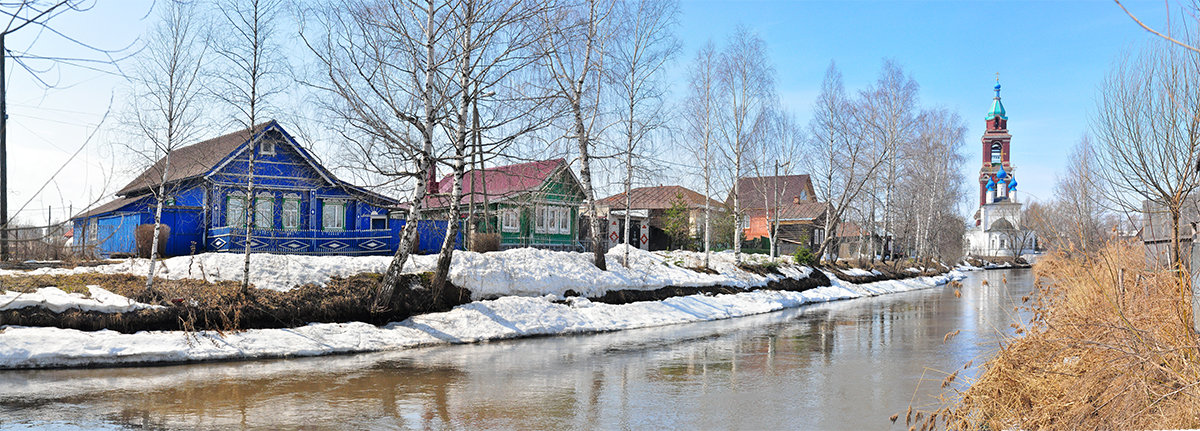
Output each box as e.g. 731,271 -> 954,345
965,80 -> 1037,257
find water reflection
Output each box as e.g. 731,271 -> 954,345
0,269 -> 1033,430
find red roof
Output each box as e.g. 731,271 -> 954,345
597,185 -> 722,210
426,158 -> 568,208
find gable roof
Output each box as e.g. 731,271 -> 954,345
73,195 -> 149,219
426,158 -> 573,208
734,175 -> 815,210
598,185 -> 722,210
117,122 -> 273,196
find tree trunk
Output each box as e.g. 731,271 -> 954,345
574,99 -> 606,270
145,149 -> 171,298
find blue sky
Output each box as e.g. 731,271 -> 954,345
0,0 -> 1177,224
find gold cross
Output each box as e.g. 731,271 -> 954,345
995,72 -> 1000,83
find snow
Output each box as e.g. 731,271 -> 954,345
0,270 -> 966,369
0,246 -> 810,300
0,286 -> 162,314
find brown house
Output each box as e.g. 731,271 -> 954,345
731,175 -> 826,254
596,185 -> 724,250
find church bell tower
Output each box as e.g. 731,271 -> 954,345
976,78 -> 1019,225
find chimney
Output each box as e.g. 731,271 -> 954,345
427,163 -> 439,194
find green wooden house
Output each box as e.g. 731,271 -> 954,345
425,158 -> 586,250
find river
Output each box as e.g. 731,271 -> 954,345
0,268 -> 1032,430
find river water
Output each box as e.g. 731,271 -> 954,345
0,269 -> 1032,430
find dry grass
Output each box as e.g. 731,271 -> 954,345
0,271 -> 471,333
921,242 -> 1200,430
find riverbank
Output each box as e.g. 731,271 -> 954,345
934,243 -> 1199,430
0,247 -> 967,369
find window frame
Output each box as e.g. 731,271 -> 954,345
226,193 -> 248,228
87,219 -> 98,244
260,139 -> 276,156
535,205 -> 546,233
282,194 -> 301,230
322,199 -> 346,231
556,207 -> 570,234
370,215 -> 388,230
501,209 -> 519,233
254,193 -> 274,230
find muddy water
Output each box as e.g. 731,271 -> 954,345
0,269 -> 1032,430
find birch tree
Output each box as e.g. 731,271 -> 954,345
210,0 -> 286,295
683,40 -> 718,268
129,0 -> 207,297
430,0 -> 549,292
855,60 -> 917,262
805,63 -> 882,262
716,27 -> 775,264
607,0 -> 678,266
535,0 -> 614,270
301,0 -> 456,306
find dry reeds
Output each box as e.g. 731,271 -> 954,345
931,242 -> 1200,430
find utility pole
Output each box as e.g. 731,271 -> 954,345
2,33 -> 9,261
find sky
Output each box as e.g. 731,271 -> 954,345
0,0 -> 1179,226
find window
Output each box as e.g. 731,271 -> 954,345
87,219 -> 98,244
282,194 -> 301,230
260,140 -> 276,156
254,193 -> 274,229
990,142 -> 1002,164
323,199 -> 345,231
227,193 -> 247,227
370,215 -> 388,230
501,209 -> 519,232
535,206 -> 546,233
557,208 -> 570,234
799,191 -> 808,201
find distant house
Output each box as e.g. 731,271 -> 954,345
732,175 -> 826,255
596,185 -> 724,250
424,158 -> 585,251
70,121 -> 447,258
828,221 -> 888,260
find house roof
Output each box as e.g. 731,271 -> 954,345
73,195 -> 148,219
597,185 -> 722,210
116,122 -> 273,196
735,175 -> 814,210
426,158 -> 570,208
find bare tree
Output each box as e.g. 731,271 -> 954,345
431,0 -> 550,292
1047,136 -> 1112,252
128,0 -> 207,295
716,27 -> 775,264
1094,41 -> 1200,267
748,110 -> 802,258
607,0 -> 678,266
896,108 -> 967,260
806,62 -> 886,263
855,60 -> 918,262
683,40 -> 718,268
210,0 -> 286,295
535,0 -> 614,270
301,0 -> 457,306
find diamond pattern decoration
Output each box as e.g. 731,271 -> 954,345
235,238 -> 267,249
211,238 -> 227,249
360,239 -> 386,250
320,240 -> 349,250
279,240 -> 308,251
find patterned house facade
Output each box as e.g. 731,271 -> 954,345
70,121 -> 456,257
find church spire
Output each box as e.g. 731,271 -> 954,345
987,75 -> 1007,120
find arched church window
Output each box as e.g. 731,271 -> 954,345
990,142 -> 1002,164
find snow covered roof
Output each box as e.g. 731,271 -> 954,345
597,185 -> 723,211
426,158 -> 573,208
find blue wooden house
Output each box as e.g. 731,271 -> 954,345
72,120 -> 457,257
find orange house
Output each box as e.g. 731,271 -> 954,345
731,175 -> 826,253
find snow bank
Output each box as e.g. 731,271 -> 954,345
0,270 -> 965,369
0,246 -> 812,300
0,286 -> 162,314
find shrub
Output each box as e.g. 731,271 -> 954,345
470,233 -> 501,253
793,245 -> 816,266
